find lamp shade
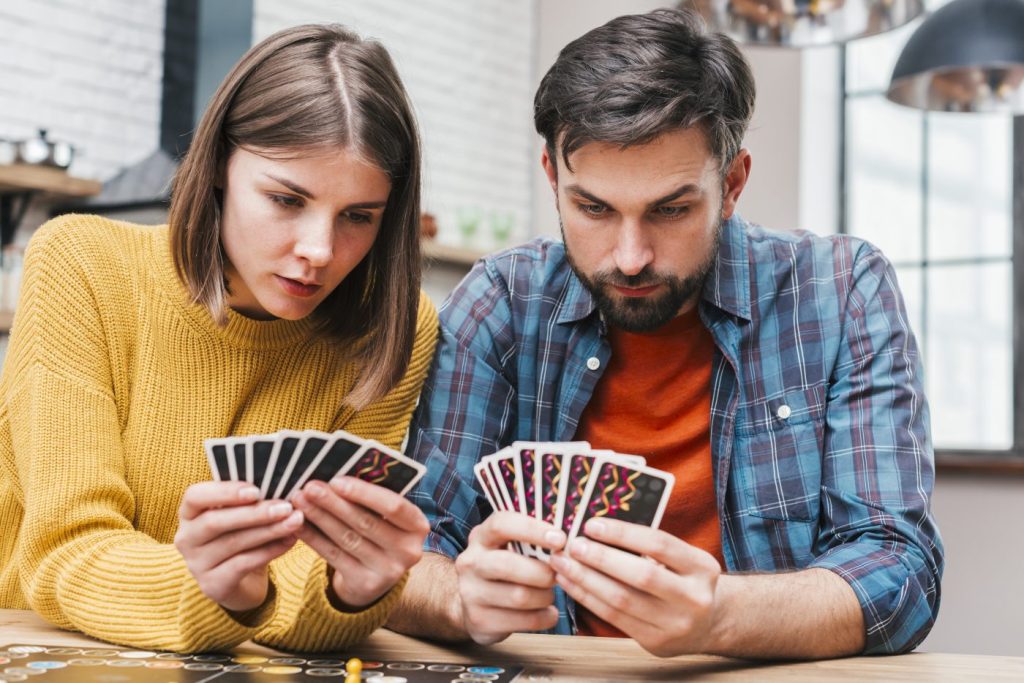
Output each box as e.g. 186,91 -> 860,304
684,0 -> 925,47
886,0 -> 1024,112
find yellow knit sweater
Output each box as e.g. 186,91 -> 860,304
0,214 -> 438,652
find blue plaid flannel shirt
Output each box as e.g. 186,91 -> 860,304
408,214 -> 943,654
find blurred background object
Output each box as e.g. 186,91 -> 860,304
886,0 -> 1024,113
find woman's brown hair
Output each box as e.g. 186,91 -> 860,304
169,23 -> 422,409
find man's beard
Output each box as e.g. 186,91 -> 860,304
562,218 -> 722,333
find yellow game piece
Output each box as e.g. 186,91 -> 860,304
346,657 -> 363,675
345,676 -> 360,683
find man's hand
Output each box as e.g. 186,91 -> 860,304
550,517 -> 721,657
291,476 -> 430,610
175,481 -> 302,613
455,512 -> 568,645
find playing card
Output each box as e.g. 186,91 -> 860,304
554,449 -> 645,537
249,434 -> 278,494
288,430 -> 366,495
265,430 -> 305,500
567,457 -> 674,545
277,430 -> 332,500
337,440 -> 426,495
203,438 -> 232,481
474,455 -> 528,556
533,442 -> 591,525
231,438 -> 250,483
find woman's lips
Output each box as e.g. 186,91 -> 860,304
276,274 -> 322,298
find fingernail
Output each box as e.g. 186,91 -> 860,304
544,530 -> 566,547
331,477 -> 352,494
283,510 -> 304,529
571,538 -> 589,557
308,482 -> 325,499
270,502 -> 292,517
586,520 -> 605,537
549,554 -> 568,571
239,486 -> 261,501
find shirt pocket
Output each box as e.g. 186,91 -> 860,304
732,383 -> 827,522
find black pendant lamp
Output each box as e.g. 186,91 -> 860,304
886,0 -> 1024,112
684,0 -> 925,47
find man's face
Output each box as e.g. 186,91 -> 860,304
544,128 -> 748,332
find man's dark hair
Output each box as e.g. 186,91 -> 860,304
534,7 -> 755,174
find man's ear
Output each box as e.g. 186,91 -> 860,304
540,145 -> 559,196
721,149 -> 751,220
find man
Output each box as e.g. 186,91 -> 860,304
389,8 -> 942,658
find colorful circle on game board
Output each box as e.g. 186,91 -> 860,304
0,673 -> 28,681
183,663 -> 223,671
67,659 -> 106,666
2,669 -> 39,677
263,665 -> 303,675
7,648 -> 44,656
193,654 -> 229,662
309,659 -> 346,667
467,666 -> 505,674
458,676 -> 498,682
386,662 -> 424,670
43,648 -> 81,655
145,661 -> 184,669
360,661 -> 384,669
27,662 -> 67,670
117,650 -> 156,659
428,664 -> 466,672
306,668 -> 345,677
108,660 -> 145,668
0,659 -> 7,666
225,664 -> 263,673
155,653 -> 191,660
269,657 -> 307,665
81,650 -> 119,657
373,677 -> 408,683
232,655 -> 269,664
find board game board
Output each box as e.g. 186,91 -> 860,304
0,644 -> 521,682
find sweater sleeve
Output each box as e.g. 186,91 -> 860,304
5,219 -> 271,651
250,292 -> 438,651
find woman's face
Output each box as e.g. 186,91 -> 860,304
219,145 -> 392,321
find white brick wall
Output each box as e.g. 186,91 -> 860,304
0,0 -> 165,184
253,0 -> 537,250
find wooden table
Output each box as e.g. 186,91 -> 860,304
2,610 -> 1022,681
0,164 -> 102,248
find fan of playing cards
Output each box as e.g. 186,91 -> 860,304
204,429 -> 427,500
474,442 -> 675,560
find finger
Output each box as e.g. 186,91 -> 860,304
563,536 -> 682,603
463,604 -> 559,640
179,481 -> 262,521
182,500 -> 299,548
469,511 -> 566,552
555,573 -> 662,644
468,579 -> 556,611
458,547 -> 557,589
294,504 -> 395,573
583,519 -> 719,574
550,551 -> 662,629
210,535 -> 298,580
296,483 -> 418,557
326,477 -> 430,534
192,510 -> 304,571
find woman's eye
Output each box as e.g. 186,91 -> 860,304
268,193 -> 302,208
345,212 -> 373,224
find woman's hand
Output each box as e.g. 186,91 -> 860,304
291,476 -> 429,610
175,481 -> 302,612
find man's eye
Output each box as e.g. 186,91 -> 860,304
656,205 -> 689,218
579,203 -> 607,216
268,194 -> 302,208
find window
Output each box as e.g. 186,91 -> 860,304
843,5 -> 1023,465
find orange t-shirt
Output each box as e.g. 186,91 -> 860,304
573,306 -> 723,637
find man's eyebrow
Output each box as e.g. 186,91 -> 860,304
564,182 -> 702,209
264,174 -> 314,199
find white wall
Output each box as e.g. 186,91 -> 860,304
253,0 -> 536,254
0,0 -> 164,184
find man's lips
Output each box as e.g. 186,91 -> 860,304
275,274 -> 322,298
612,284 -> 660,297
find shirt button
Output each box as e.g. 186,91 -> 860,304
776,404 -> 792,420
586,357 -> 601,371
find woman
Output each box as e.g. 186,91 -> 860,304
0,24 -> 437,653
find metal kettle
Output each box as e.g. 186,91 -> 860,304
17,129 -> 74,169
